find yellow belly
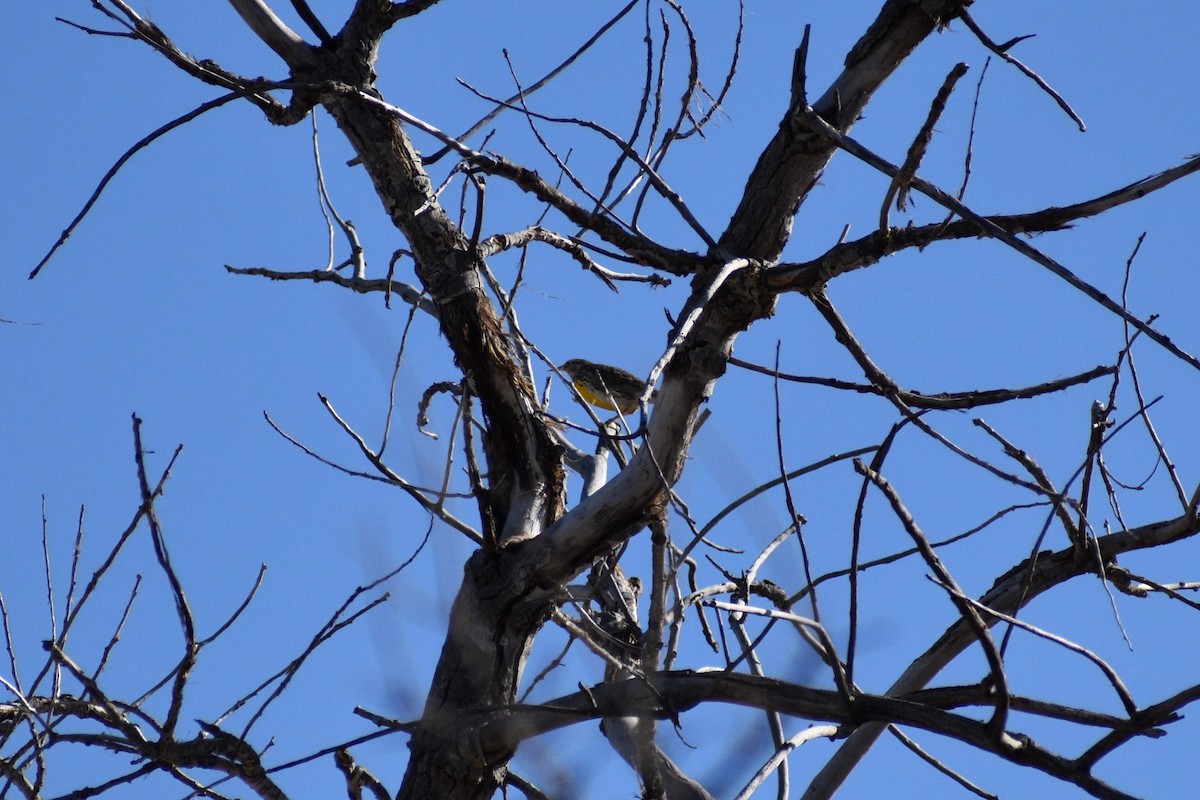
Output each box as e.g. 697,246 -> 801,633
573,381 -> 638,414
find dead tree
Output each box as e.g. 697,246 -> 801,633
8,2 -> 1200,799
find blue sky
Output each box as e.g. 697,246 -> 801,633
5,2 -> 1200,798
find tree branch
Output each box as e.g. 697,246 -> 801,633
224,0 -> 316,67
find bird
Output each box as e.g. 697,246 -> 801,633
559,358 -> 654,415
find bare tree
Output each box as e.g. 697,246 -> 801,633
7,2 -> 1200,799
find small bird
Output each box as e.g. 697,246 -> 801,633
560,358 -> 654,414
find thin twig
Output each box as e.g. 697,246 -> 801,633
38,498 -> 57,695
957,9 -> 1085,131
93,576 -> 141,680
199,565 -> 268,647
317,395 -> 483,542
855,460 -> 1011,739
888,726 -> 998,799
424,0 -> 641,163
131,416 -> 195,736
931,576 -> 1138,715
1118,233 -> 1188,508
847,421 -> 904,688
310,111 -> 366,278
31,90 -> 254,278
225,265 -> 437,317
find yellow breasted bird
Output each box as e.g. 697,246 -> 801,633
560,358 -> 654,414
